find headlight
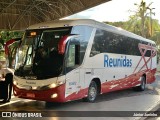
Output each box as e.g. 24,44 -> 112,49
32,86 -> 38,90
51,93 -> 58,98
49,83 -> 56,88
31,83 -> 57,90
13,81 -> 17,85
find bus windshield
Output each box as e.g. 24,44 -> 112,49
14,27 -> 71,79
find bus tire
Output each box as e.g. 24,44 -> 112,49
83,81 -> 98,102
135,76 -> 146,91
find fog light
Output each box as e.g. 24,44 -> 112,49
32,87 -> 37,90
51,93 -> 58,98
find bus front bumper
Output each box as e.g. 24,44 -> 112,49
13,84 -> 66,102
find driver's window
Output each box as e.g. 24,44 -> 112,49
66,41 -> 80,73
26,46 -> 33,65
67,45 -> 75,68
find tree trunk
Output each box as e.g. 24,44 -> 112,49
141,12 -> 146,37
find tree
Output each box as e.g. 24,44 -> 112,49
127,0 -> 155,38
0,31 -> 24,68
104,0 -> 160,57
134,0 -> 147,37
147,7 -> 155,37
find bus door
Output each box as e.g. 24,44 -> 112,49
65,38 -> 81,98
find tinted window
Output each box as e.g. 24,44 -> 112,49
90,29 -> 147,57
127,38 -> 141,56
90,29 -> 104,56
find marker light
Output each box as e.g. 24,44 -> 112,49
30,32 -> 36,36
64,24 -> 69,26
51,93 -> 58,98
39,26 -> 49,28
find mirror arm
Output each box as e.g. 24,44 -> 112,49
58,35 -> 69,54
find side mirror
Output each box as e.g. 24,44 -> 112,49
58,36 -> 69,54
5,38 -> 21,55
58,35 -> 80,55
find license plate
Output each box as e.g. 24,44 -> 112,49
26,93 -> 35,98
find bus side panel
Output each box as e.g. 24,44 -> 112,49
64,68 -> 104,101
64,68 -> 88,101
146,55 -> 157,84
65,88 -> 88,102
101,68 -> 156,93
84,52 -> 157,94
146,68 -> 156,84
101,73 -> 139,93
84,53 -> 136,92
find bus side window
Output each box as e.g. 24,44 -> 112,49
67,45 -> 76,67
90,38 -> 101,57
90,29 -> 104,57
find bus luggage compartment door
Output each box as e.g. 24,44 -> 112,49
65,69 -> 80,98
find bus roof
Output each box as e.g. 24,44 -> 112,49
27,19 -> 155,44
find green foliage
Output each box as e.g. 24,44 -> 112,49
0,31 -> 24,49
0,31 -> 24,68
0,31 -> 23,42
105,18 -> 160,55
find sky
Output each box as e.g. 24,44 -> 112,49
63,0 -> 160,23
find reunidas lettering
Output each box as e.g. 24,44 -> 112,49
104,55 -> 132,67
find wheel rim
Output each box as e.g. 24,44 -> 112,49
88,86 -> 97,101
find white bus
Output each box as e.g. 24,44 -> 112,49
13,19 -> 157,102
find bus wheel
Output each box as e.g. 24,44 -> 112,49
136,76 -> 146,91
83,81 -> 98,102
